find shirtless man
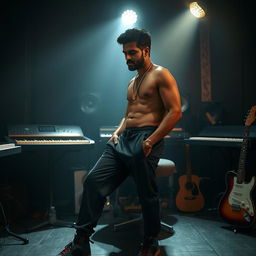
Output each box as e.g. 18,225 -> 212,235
57,28 -> 182,256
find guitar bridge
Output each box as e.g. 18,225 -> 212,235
184,196 -> 196,200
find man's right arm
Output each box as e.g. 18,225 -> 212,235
108,117 -> 127,144
109,83 -> 131,144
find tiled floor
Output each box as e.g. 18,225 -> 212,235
1,210 -> 256,256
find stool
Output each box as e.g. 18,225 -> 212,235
113,158 -> 176,235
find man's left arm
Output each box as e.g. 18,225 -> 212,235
143,68 -> 182,155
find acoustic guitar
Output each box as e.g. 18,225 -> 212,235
176,144 -> 205,212
218,106 -> 256,229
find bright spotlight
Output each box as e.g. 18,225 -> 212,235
189,2 -> 206,18
121,10 -> 137,26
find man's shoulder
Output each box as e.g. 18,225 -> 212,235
153,64 -> 172,77
153,64 -> 176,86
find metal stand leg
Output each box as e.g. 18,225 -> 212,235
27,206 -> 75,232
0,202 -> 29,244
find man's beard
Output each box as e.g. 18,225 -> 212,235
127,56 -> 145,71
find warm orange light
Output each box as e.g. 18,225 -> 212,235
189,2 -> 206,18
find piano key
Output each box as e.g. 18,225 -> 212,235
184,137 -> 244,147
188,137 -> 243,142
14,138 -> 94,145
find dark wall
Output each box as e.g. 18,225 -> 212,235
209,0 -> 255,124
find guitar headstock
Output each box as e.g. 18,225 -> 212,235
245,106 -> 256,126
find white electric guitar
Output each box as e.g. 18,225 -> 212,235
219,106 -> 256,228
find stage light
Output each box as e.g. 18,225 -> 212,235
189,2 -> 206,18
121,10 -> 137,26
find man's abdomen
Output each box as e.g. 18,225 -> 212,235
126,112 -> 162,128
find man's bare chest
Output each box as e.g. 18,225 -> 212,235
127,77 -> 158,101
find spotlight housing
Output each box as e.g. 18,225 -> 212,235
189,2 -> 206,18
121,10 -> 137,26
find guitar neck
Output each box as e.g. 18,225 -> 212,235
237,126 -> 250,183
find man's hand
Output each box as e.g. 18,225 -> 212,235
108,134 -> 119,144
142,139 -> 153,157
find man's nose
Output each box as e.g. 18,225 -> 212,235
125,54 -> 131,60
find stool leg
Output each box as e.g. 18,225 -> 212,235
113,216 -> 142,231
160,221 -> 175,235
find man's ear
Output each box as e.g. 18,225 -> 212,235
144,47 -> 150,57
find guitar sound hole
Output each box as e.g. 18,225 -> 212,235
192,185 -> 199,195
185,182 -> 199,196
185,182 -> 194,190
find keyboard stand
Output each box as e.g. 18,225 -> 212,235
27,150 -> 75,232
0,202 -> 29,244
5,125 -> 94,232
27,206 -> 74,232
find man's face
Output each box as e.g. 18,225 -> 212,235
122,42 -> 145,71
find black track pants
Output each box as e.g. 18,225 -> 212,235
75,126 -> 164,237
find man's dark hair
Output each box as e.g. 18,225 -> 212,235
117,28 -> 151,51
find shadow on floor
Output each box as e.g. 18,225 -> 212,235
91,214 -> 177,255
